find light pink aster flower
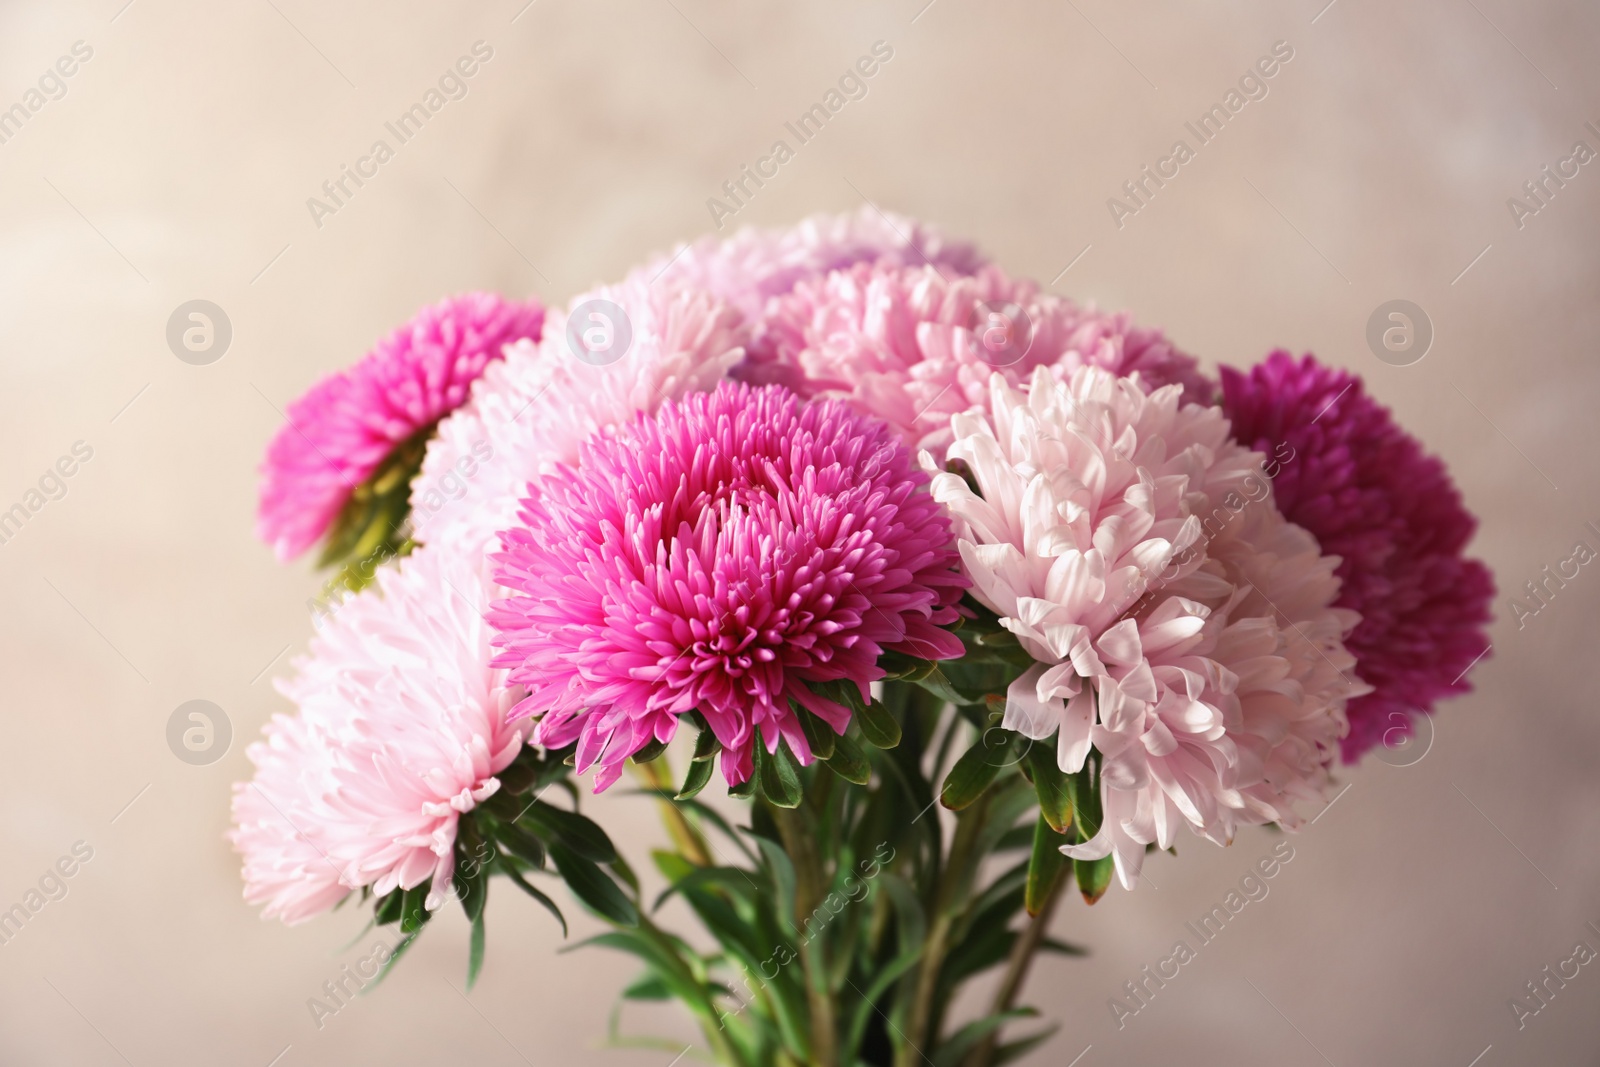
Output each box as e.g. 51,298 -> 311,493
257,292 -> 545,561
925,367 -> 1360,889
229,546 -> 525,923
410,278 -> 746,556
633,207 -> 986,324
741,261 -> 1213,455
489,381 -> 967,792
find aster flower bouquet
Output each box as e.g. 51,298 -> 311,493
233,211 -> 1491,1066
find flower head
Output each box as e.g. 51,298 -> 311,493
1219,352 -> 1494,762
229,546 -> 524,923
257,292 -> 545,561
410,279 -> 746,556
927,366 -> 1360,888
490,380 -> 967,791
635,207 -> 986,323
741,261 -> 1213,453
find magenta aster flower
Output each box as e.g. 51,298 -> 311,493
489,381 -> 967,791
257,292 -> 545,561
1219,351 -> 1494,762
737,261 -> 1213,455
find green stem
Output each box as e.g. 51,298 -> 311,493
963,870 -> 1067,1067
896,788 -> 992,1067
632,759 -> 715,868
770,801 -> 839,1067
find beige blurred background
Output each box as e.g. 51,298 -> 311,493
1,0 -> 1597,1063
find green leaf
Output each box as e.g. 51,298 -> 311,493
826,730 -> 872,785
374,889 -> 403,926
752,835 -> 798,930
941,733 -> 1007,810
499,860 -> 567,936
931,1008 -> 1039,1067
550,842 -> 639,926
991,1024 -> 1061,1065
465,910 -> 486,990
622,972 -> 674,1001
399,884 -> 430,934
495,756 -> 540,796
521,802 -> 618,864
794,704 -> 836,761
676,755 -> 714,800
728,773 -> 755,799
1024,738 -> 1073,834
493,822 -> 546,869
360,930 -> 420,994
856,698 -> 902,750
757,734 -> 803,809
1025,814 -> 1068,917
1074,854 -> 1114,905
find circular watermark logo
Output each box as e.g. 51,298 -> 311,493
1365,299 -> 1432,367
565,299 -> 632,366
1371,709 -> 1434,768
166,300 -> 232,365
167,699 -> 232,766
968,301 -> 1034,368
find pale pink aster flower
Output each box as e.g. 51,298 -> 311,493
633,206 -> 986,324
229,546 -> 525,922
925,367 -> 1360,889
410,279 -> 746,556
489,381 -> 967,792
256,293 -> 545,561
742,261 -> 1213,455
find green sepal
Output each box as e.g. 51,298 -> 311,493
1074,854 -> 1114,905
1025,814 -> 1067,917
855,699 -> 902,750
940,731 -> 1015,810
826,730 -> 872,785
676,755 -> 714,800
374,888 -> 403,926
756,733 -> 803,809
691,725 -> 722,763
794,704 -> 837,761
493,821 -> 546,870
399,884 -> 430,934
1024,739 -> 1073,834
630,735 -> 669,765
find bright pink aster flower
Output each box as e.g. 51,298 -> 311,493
738,261 -> 1213,454
1219,351 -> 1494,762
257,292 -> 545,561
489,381 -> 967,791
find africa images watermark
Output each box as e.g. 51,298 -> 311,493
1505,119 -> 1600,231
0,841 -> 95,948
0,440 -> 94,548
706,40 -> 896,230
1107,840 -> 1297,1029
1504,520 -> 1599,631
1507,920 -> 1600,1031
1106,40 -> 1296,229
0,40 -> 94,147
714,842 -> 896,1031
306,41 -> 495,230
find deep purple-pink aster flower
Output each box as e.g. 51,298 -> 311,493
1219,351 -> 1494,762
489,380 -> 967,790
257,292 -> 545,561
